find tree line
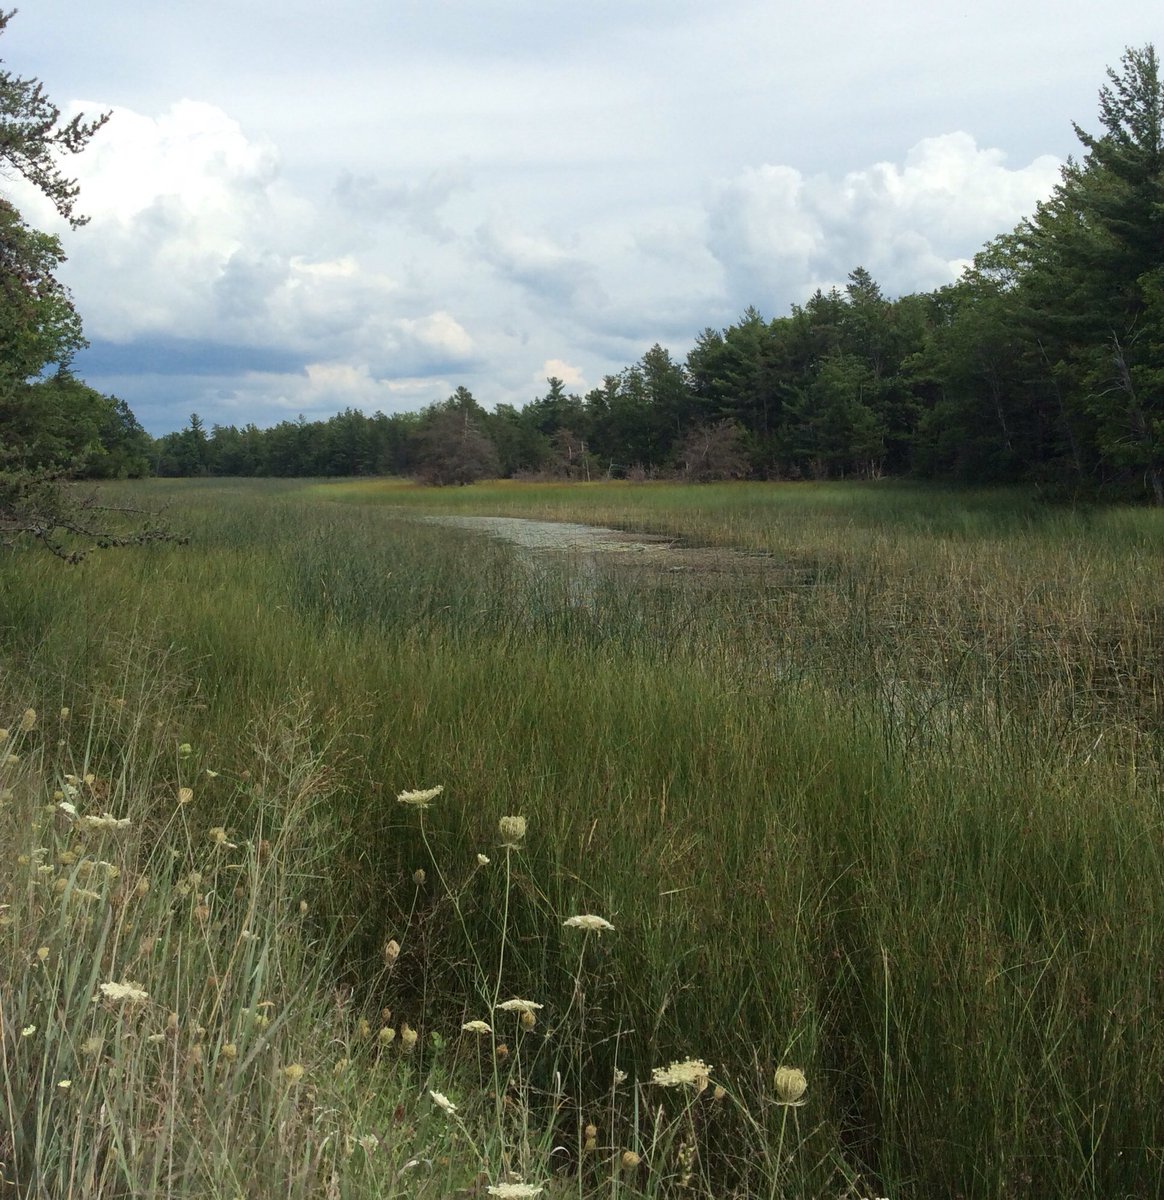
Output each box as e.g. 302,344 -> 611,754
5,27 -> 1163,509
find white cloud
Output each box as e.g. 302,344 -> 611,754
538,359 -> 586,390
10,99 -> 319,343
13,99 -> 481,387
76,99 -> 279,221
707,132 -> 1061,306
396,311 -> 475,361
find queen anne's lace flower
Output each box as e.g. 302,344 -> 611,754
563,914 -> 615,932
77,813 -> 131,831
496,998 -> 543,1015
429,1090 -> 457,1115
486,1185 -> 544,1198
397,786 -> 443,809
97,981 -> 149,1004
651,1058 -> 713,1089
498,815 -> 526,847
462,1020 -> 492,1035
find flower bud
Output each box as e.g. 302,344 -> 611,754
774,1066 -> 807,1105
498,814 -> 527,847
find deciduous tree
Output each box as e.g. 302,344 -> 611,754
1,11 -> 175,558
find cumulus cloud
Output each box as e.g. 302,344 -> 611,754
538,359 -> 586,389
396,310 -> 475,360
11,99 -> 320,343
707,132 -> 1061,306
11,97 -> 482,424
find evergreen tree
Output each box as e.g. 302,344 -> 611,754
415,388 -> 501,485
1012,45 -> 1164,500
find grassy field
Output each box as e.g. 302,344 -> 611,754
2,477 -> 1162,1199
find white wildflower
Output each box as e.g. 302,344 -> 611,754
486,1185 -> 544,1198
77,813 -> 131,832
651,1058 -> 713,1089
462,1019 -> 492,1035
97,981 -> 149,1005
429,1089 -> 457,1115
563,914 -> 615,933
397,785 -> 443,809
496,998 -> 543,1015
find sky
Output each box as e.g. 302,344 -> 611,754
4,1 -> 1160,435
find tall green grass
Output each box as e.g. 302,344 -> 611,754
2,477 -> 1162,1198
